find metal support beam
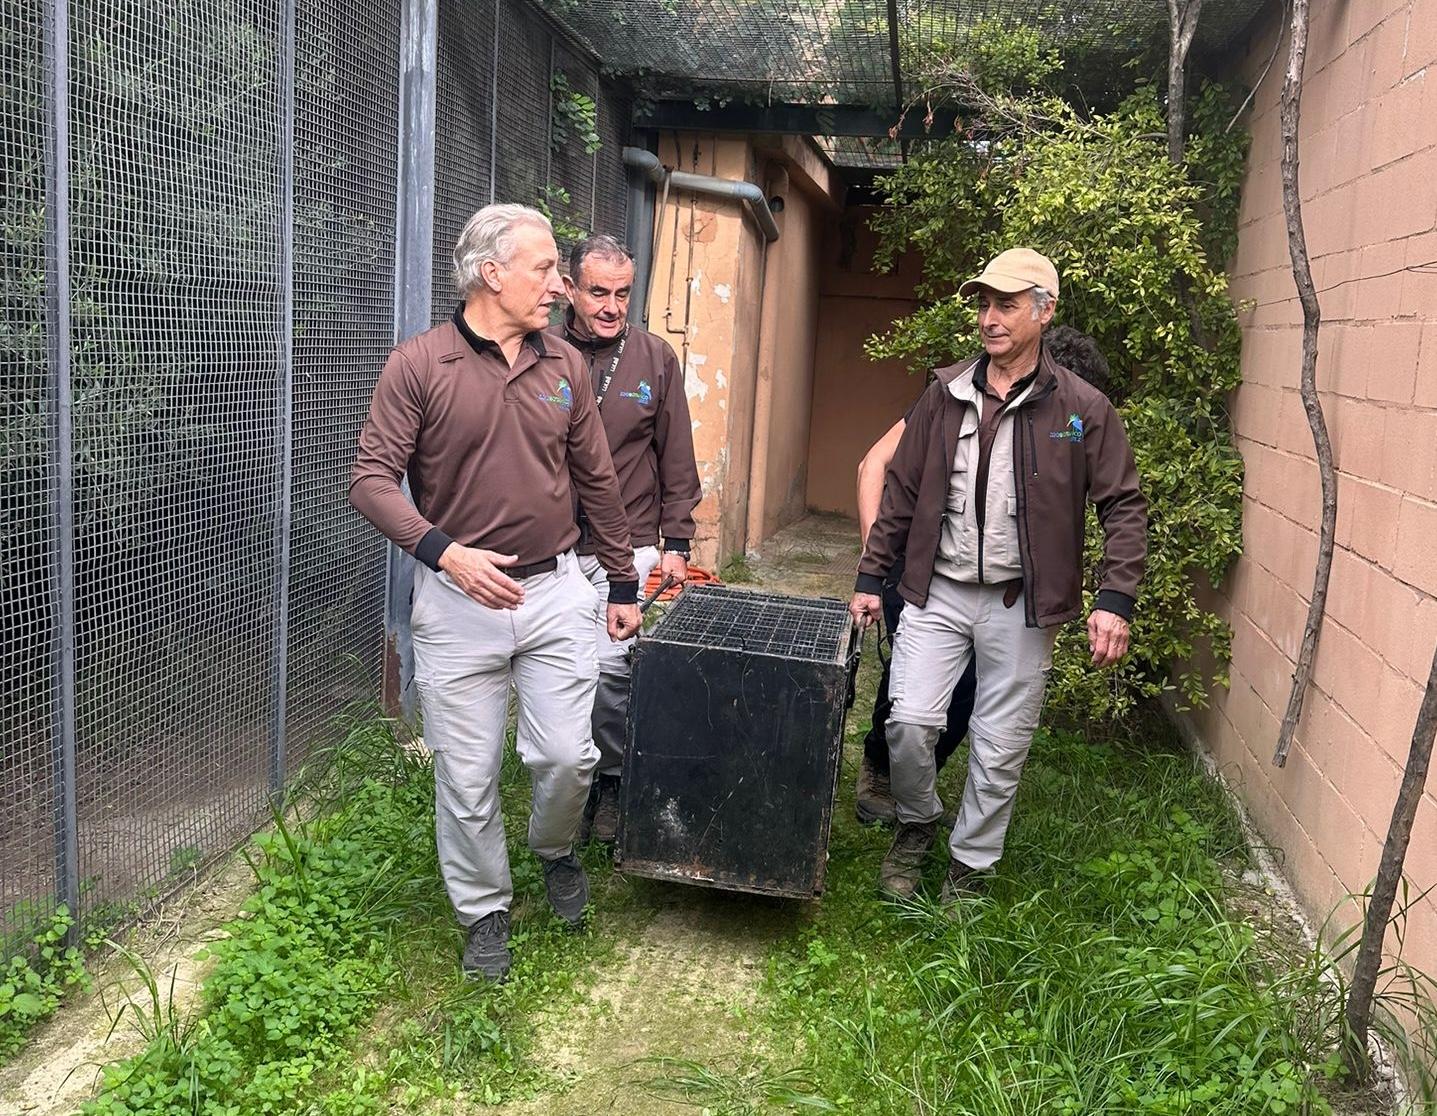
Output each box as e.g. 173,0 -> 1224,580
885,0 -> 908,162
45,0 -> 79,939
632,100 -> 961,140
269,0 -> 297,796
385,0 -> 438,721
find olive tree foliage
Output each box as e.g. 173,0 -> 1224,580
868,27 -> 1249,718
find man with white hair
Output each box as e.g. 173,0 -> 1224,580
549,234 -> 700,845
850,247 -> 1147,904
351,204 -> 640,981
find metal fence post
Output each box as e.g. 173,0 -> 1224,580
270,0 -> 297,795
385,0 -> 437,720
44,0 -> 79,939
489,0 -> 499,204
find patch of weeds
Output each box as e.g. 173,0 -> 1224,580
747,714 -> 1374,1114
634,1055 -> 835,1114
80,711 -> 631,1112
0,905 -> 89,1061
720,554 -> 754,583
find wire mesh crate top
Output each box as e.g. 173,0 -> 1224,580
647,586 -> 851,663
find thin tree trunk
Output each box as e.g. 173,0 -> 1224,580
1272,0 -> 1334,768
1167,0 -> 1203,163
1343,638 -> 1437,1078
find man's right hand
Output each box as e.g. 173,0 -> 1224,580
438,544 -> 524,609
849,592 -> 882,630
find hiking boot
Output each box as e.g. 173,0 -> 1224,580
542,852 -> 590,927
577,780 -> 599,844
879,820 -> 937,899
855,756 -> 897,825
591,773 -> 622,845
939,858 -> 985,907
462,909 -> 512,982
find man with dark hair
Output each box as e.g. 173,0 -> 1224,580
852,323 -> 1117,826
852,248 -> 1146,903
551,234 -> 701,844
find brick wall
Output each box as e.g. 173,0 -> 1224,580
1184,0 -> 1437,975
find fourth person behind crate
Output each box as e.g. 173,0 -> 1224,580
849,247 -> 1148,904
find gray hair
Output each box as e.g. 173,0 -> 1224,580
1029,285 -> 1054,319
453,204 -> 553,298
569,234 -> 634,281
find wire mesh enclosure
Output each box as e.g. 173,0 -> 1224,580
1,0 -> 640,955
619,587 -> 857,898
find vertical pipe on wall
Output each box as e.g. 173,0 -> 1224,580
269,0 -> 297,796
385,0 -> 437,720
44,0 -> 79,937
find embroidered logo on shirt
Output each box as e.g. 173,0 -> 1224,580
618,379 -> 653,406
1049,413 -> 1084,442
536,377 -> 573,410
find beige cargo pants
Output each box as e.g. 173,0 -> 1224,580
579,545 -> 661,775
886,574 -> 1057,871
411,551 -> 600,926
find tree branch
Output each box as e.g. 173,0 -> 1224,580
1167,0 -> 1203,163
1343,636 -> 1437,1078
1272,0 -> 1334,769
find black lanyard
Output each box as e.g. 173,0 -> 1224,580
593,328 -> 629,408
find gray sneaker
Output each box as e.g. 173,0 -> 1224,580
462,909 -> 512,982
542,852 -> 590,927
855,757 -> 896,825
879,820 -> 937,899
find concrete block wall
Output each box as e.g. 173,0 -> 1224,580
1184,0 -> 1437,976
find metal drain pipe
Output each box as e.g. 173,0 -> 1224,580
623,146 -> 781,243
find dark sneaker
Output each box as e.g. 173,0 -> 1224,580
855,757 -> 896,825
939,857 -> 985,907
542,852 -> 590,927
592,773 -> 622,845
462,909 -> 512,982
879,820 -> 937,899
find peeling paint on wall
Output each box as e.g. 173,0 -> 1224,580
714,368 -> 727,390
685,353 -> 709,402
714,283 -> 731,304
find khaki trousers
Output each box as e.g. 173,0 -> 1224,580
579,545 -> 661,775
411,551 -> 599,925
887,574 -> 1056,870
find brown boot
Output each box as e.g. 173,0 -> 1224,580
591,773 -> 621,845
855,756 -> 897,825
939,857 -> 984,907
879,820 -> 937,898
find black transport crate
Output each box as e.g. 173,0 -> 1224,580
616,585 -> 857,898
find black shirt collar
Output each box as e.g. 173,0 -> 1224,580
563,307 -> 626,353
452,304 -> 547,358
973,352 -> 1040,401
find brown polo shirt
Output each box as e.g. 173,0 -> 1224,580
553,312 -> 701,554
349,308 -> 639,602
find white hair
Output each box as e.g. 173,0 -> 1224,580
1029,285 -> 1054,319
453,204 -> 553,299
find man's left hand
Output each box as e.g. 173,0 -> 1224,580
660,550 -> 688,584
1087,609 -> 1130,668
607,602 -> 641,642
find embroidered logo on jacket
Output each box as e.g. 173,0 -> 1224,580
536,377 -> 573,410
1049,413 -> 1084,442
618,379 -> 653,406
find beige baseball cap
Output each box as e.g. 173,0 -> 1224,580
958,247 -> 1060,300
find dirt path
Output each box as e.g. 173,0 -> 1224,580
0,854 -> 255,1116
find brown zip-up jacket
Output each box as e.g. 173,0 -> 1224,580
349,311 -> 639,602
857,348 -> 1146,627
553,313 -> 701,553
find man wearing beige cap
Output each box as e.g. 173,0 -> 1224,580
850,247 -> 1147,903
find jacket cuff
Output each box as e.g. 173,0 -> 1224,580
855,572 -> 885,596
415,527 -> 454,572
608,579 -> 640,605
662,536 -> 692,556
1094,589 -> 1135,622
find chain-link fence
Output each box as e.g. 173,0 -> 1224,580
1,0 -> 634,954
